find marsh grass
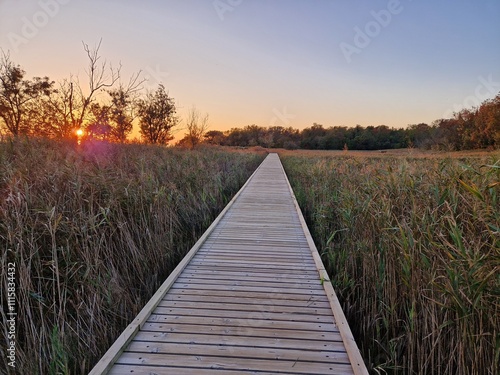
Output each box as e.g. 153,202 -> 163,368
282,152 -> 499,374
0,137 -> 265,374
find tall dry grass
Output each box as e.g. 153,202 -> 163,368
0,137 -> 265,374
282,153 -> 499,374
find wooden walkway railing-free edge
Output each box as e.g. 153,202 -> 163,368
89,153 -> 368,375
279,157 -> 367,374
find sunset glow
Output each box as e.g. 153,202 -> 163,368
0,2 -> 498,373
0,0 -> 499,138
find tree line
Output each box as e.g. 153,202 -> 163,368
204,123 -> 407,150
205,96 -> 499,151
0,42 -> 209,148
1,42 -> 498,150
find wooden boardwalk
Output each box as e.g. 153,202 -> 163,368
90,153 -> 367,375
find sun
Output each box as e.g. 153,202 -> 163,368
75,128 -> 84,145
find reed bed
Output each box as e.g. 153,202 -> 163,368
282,152 -> 499,375
0,137 -> 265,374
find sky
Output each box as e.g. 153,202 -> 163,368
1,0 -> 500,139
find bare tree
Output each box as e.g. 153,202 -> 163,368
37,39 -> 146,140
40,77 -> 79,138
75,39 -> 120,129
42,40 -> 121,138
185,106 -> 209,149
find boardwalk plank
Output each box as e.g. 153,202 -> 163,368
132,331 -> 348,352
141,322 -> 343,342
162,293 -> 331,308
152,307 -> 335,324
188,260 -> 318,271
157,300 -> 333,315
179,270 -> 319,282
125,341 -> 350,363
115,352 -> 353,374
185,263 -> 320,275
147,314 -> 338,332
174,277 -> 323,290
170,283 -> 325,295
109,365 -> 278,375
167,288 -> 330,301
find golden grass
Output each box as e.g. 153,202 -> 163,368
282,151 -> 499,374
276,147 -> 499,159
0,137 -> 265,374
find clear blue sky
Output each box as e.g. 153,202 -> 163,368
1,0 -> 499,137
